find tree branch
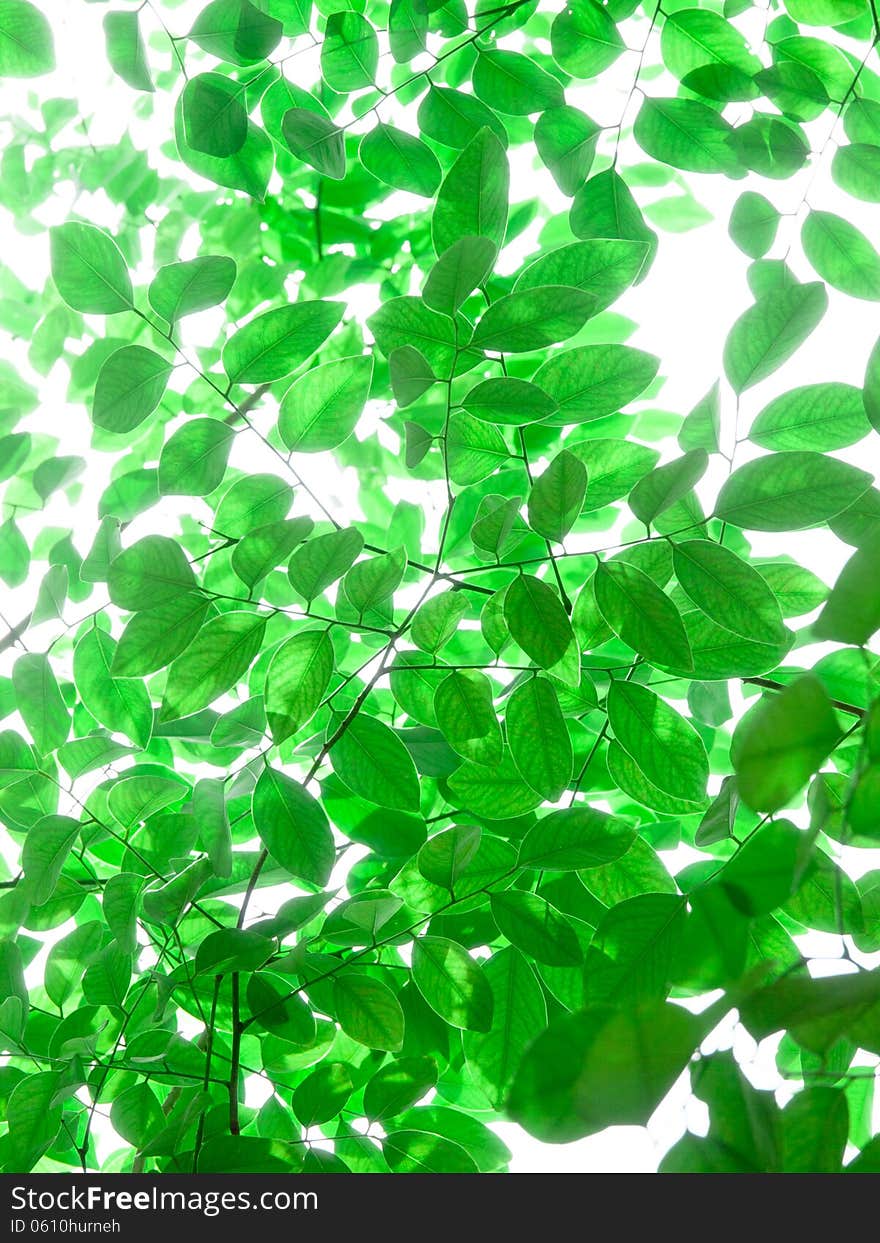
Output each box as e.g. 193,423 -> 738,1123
742,676 -> 865,719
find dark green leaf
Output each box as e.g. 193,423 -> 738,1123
732,674 -> 843,812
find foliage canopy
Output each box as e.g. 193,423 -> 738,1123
2,0 -> 880,1175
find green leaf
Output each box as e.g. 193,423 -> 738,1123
6,1073 -> 62,1170
594,559 -> 692,669
288,527 -> 363,601
534,106 -> 599,196
607,680 -> 709,804
781,1087 -> 848,1174
333,974 -> 404,1051
321,12 -> 378,92
756,62 -> 829,123
732,112 -> 809,179
110,1082 -> 163,1149
359,124 -> 441,197
252,766 -> 334,887
91,346 -> 172,435
567,438 -> 659,511
832,143 -> 880,202
533,344 -> 659,424
723,283 -> 828,393
50,222 -> 132,315
103,10 -> 152,92
570,169 -> 658,272
509,1000 -> 704,1142
634,97 -> 739,174
412,936 -> 493,1031
516,238 -> 648,311
223,302 -> 345,385
73,629 -> 152,748
503,574 -> 576,669
411,591 -> 468,654
182,73 -> 248,158
463,948 -> 546,1107
447,752 -> 544,820
247,972 -> 316,1044
661,8 -> 761,82
342,545 -> 406,613
417,824 -> 481,891
434,669 -> 502,765
732,674 -> 843,812
173,94 -> 273,200
749,382 -> 870,451
265,629 -> 334,744
390,346 -> 435,407
423,237 -> 497,316
757,561 -> 827,618
471,287 -> 594,354
432,128 -> 509,256
584,892 -> 687,1004
158,418 -> 233,496
281,107 -> 346,179
364,1056 -> 438,1122
471,494 -> 521,554
550,0 -> 624,79
672,539 -> 786,645
103,873 -> 141,954
0,518 -> 29,587
383,1129 -> 477,1174
108,535 -> 197,610
491,891 -> 582,966
292,1062 -> 353,1126
330,715 -> 420,811
0,1 -> 53,78
460,376 -> 556,426
13,653 -> 69,754
113,592 -> 210,677
813,535 -> 880,646
519,804 -> 636,871
368,297 -> 456,376
193,777 -> 232,879
389,0 -> 427,63
506,677 -> 572,802
22,814 -> 79,906
472,50 -> 564,115
729,191 -> 780,259
417,85 -> 508,151
628,449 -> 708,526
195,928 -> 273,976
31,564 -> 67,627
739,967 -> 880,1053
446,411 -> 508,485
190,0 -> 281,65
231,516 -> 313,590
802,209 -> 880,301
719,820 -> 801,916
149,256 -> 236,325
108,772 -> 185,828
785,0 -> 866,22
715,452 -> 872,530
160,611 -> 267,721
279,355 -> 373,452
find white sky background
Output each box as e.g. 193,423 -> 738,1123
1,0 -> 880,1173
